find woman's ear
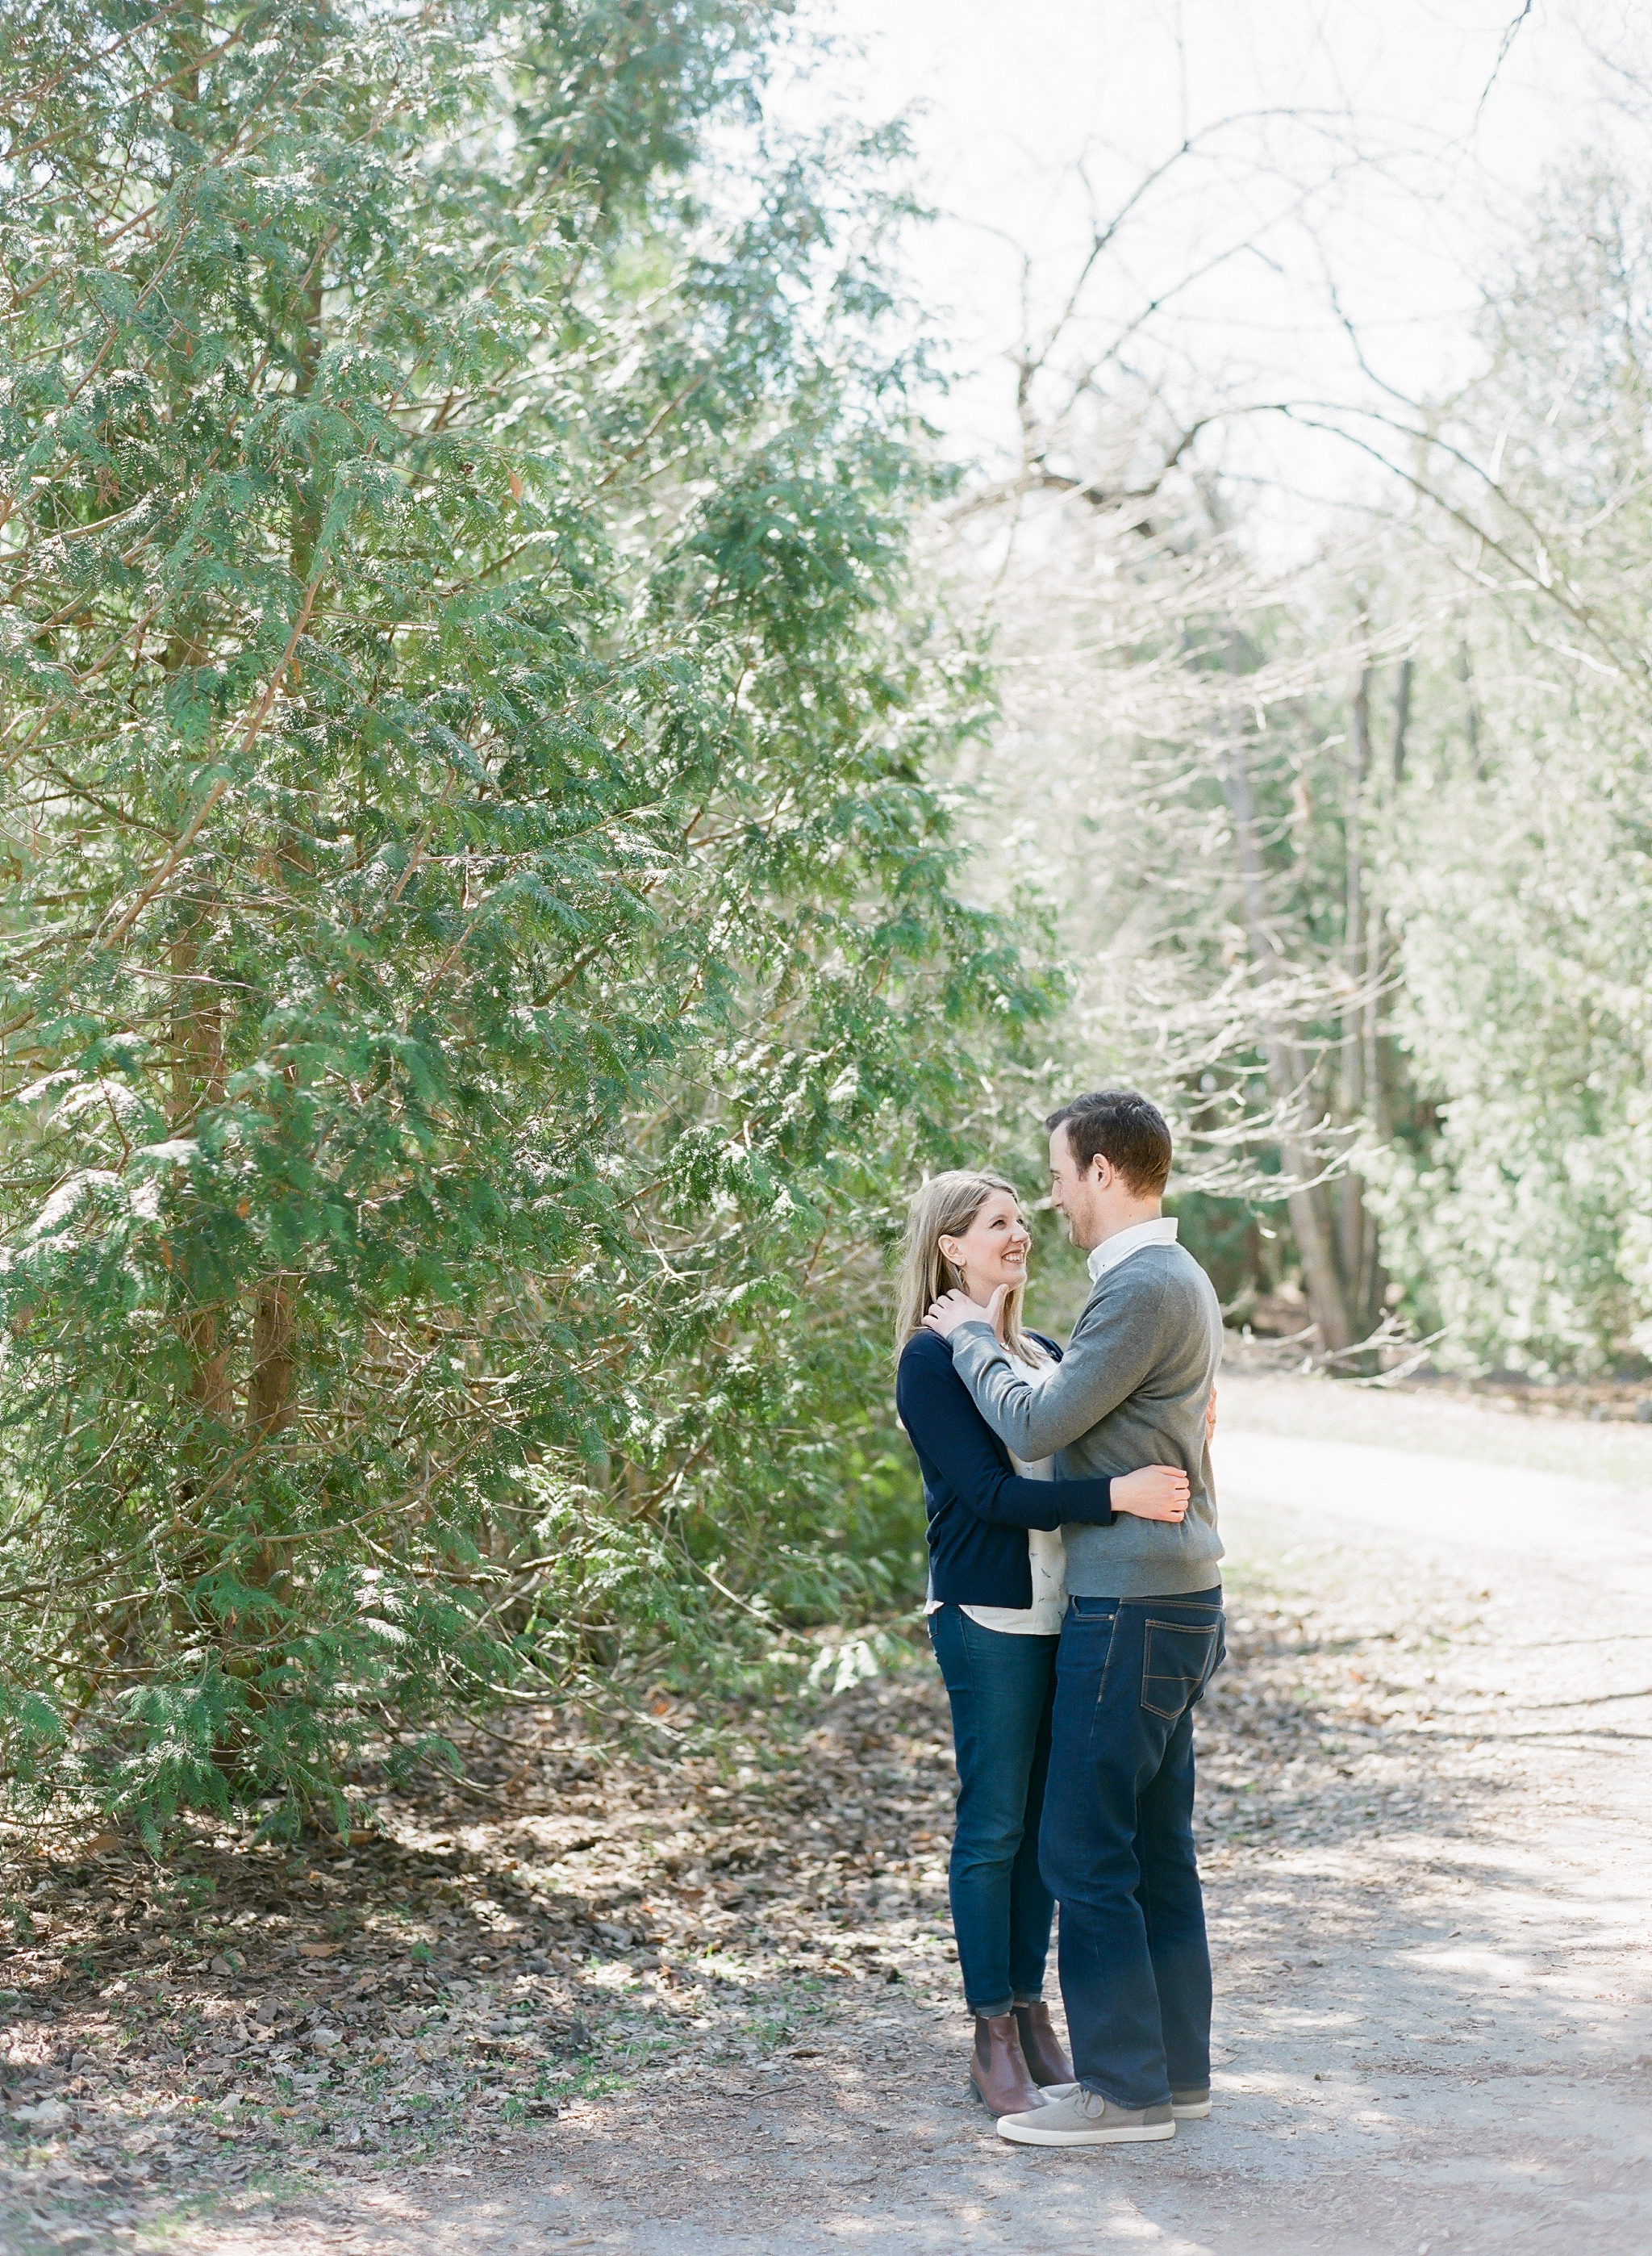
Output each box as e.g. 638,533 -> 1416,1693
937,1235 -> 961,1267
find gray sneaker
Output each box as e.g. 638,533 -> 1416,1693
997,2087 -> 1175,2147
1039,2081 -> 1210,2120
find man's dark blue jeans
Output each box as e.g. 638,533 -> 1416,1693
927,1604 -> 1058,2016
1040,1589 -> 1225,2108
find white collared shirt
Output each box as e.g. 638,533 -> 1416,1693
1086,1214 -> 1179,1283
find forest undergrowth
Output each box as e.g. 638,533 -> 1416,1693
0,1565 -> 1476,2249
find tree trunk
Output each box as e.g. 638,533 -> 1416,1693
1218,723 -> 1357,1355
248,1275 -> 299,1440
1456,643 -> 1483,778
1337,670 -> 1372,1310
1390,656 -> 1413,785
234,274 -> 322,1460
290,272 -> 323,584
170,884 -> 231,1426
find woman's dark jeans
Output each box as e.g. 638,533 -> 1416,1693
927,1603 -> 1058,2017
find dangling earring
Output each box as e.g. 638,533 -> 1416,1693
954,1263 -> 967,1294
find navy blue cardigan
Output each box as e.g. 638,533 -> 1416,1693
896,1329 -> 1117,1610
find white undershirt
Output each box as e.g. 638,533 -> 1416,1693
926,1347 -> 1067,1636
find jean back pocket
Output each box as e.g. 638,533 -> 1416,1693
1141,1619 -> 1223,1720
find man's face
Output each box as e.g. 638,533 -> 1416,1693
1048,1123 -> 1106,1251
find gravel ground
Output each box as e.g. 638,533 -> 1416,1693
1,1373 -> 1649,2254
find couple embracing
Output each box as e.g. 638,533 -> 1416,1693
895,1088 -> 1224,2148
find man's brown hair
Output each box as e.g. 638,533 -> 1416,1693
1045,1088 -> 1172,1197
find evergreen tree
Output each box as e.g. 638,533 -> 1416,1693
0,0 -> 1048,1836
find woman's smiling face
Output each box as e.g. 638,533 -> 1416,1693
938,1189 -> 1031,1298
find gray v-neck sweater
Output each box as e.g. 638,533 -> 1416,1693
948,1241 -> 1224,1599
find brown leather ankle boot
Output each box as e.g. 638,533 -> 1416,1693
969,2012 -> 1044,2116
1013,1998 -> 1074,2086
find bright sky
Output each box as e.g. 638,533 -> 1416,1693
788,1 -> 1647,509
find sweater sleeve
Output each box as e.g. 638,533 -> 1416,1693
897,1343 -> 1116,1530
949,1271 -> 1169,1458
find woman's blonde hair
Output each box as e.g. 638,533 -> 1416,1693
894,1170 -> 1049,1369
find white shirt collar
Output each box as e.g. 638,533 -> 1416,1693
1086,1215 -> 1179,1283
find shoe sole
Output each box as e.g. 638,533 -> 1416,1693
997,2116 -> 1175,2147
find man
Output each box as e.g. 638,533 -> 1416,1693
923,1088 -> 1224,2149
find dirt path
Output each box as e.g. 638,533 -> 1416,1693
16,1378 -> 1652,2255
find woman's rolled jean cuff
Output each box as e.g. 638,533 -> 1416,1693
967,1995 -> 1016,2018
1012,1991 -> 1045,2007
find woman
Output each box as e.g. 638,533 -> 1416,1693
895,1170 -> 1193,2116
